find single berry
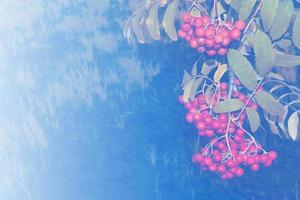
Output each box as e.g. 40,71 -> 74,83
217,165 -> 226,173
187,29 -> 194,36
220,82 -> 228,91
194,153 -> 203,162
214,154 -> 222,162
178,95 -> 184,103
198,131 -> 206,136
235,168 -> 244,176
234,78 -> 241,86
205,130 -> 214,137
205,28 -> 216,39
214,34 -> 224,44
181,23 -> 191,32
189,38 -> 198,48
235,20 -> 246,30
233,135 -> 242,142
182,13 -> 192,23
196,121 -> 206,130
236,129 -> 244,137
194,18 -> 203,27
205,39 -> 215,48
269,151 -> 278,160
264,159 -> 273,167
209,165 -> 217,172
226,159 -> 236,168
204,116 -> 213,125
195,27 -> 205,37
236,155 -> 244,164
185,35 -> 191,41
194,113 -> 201,121
212,120 -> 220,129
207,49 -> 217,56
201,15 -> 211,25
203,157 -> 212,165
178,29 -> 187,38
219,114 -> 228,123
213,44 -> 222,50
197,37 -> 206,46
217,48 -> 228,56
219,27 -> 230,37
197,46 -> 206,53
184,102 -> 192,109
225,172 -> 234,179
238,93 -> 246,101
230,29 -> 241,40
260,154 -> 268,163
251,164 -> 260,171
185,113 -> 194,123
247,157 -> 255,165
222,37 -> 231,46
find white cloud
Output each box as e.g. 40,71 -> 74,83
48,64 -> 106,107
119,56 -> 160,91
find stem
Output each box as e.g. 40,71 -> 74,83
212,0 -> 217,22
209,85 -> 221,114
234,78 -> 265,121
203,135 -> 226,156
225,116 -> 233,155
195,75 -> 218,88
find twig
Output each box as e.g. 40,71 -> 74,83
240,0 -> 264,42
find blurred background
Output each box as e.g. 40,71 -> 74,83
1,1 -> 300,199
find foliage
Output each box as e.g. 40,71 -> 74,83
124,0 -> 300,142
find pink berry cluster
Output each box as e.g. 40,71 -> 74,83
179,82 -> 278,180
178,13 -> 246,56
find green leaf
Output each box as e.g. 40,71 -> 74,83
293,12 -> 300,49
191,61 -> 198,76
216,2 -> 226,15
227,49 -> 258,90
255,90 -> 285,116
181,70 -> 192,87
146,4 -> 160,40
239,0 -> 256,20
288,112 -> 299,141
269,0 -> 294,40
213,98 -> 244,113
230,0 -> 242,11
260,0 -> 279,31
162,0 -> 178,41
190,6 -> 201,17
274,52 -> 300,67
246,107 -> 260,132
254,30 -> 275,76
183,79 -> 194,102
201,60 -> 217,75
205,84 -> 214,106
132,10 -> 146,43
245,33 -> 256,47
275,38 -> 292,50
214,64 -> 227,83
190,78 -> 203,100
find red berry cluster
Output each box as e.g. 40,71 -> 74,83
178,13 -> 246,56
179,82 -> 277,180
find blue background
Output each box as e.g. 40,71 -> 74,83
1,1 -> 300,199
